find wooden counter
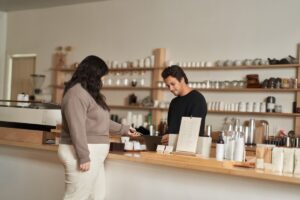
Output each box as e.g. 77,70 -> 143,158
1,139 -> 300,185
0,139 -> 58,151
108,151 -> 300,185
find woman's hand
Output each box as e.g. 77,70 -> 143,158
127,127 -> 141,137
161,134 -> 169,145
79,162 -> 90,172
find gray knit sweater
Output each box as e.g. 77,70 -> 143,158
60,83 -> 129,164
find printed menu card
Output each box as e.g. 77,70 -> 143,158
176,117 -> 201,154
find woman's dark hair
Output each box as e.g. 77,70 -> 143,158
63,55 -> 110,111
161,65 -> 188,84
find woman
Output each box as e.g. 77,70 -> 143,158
58,55 -> 138,200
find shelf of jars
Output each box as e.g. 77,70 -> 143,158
51,85 -> 152,91
102,86 -> 152,90
153,87 -> 300,92
51,67 -> 154,73
109,105 -> 160,110
208,110 -> 300,117
109,105 -> 300,117
157,64 -> 299,71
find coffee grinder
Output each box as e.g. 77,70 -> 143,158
31,74 -> 46,100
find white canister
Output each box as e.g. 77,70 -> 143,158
197,136 -> 212,158
133,141 -> 141,151
124,141 -> 134,151
206,80 -> 210,88
121,62 -> 128,69
214,102 -> 220,111
234,138 -> 245,162
150,56 -> 155,67
234,103 -> 239,112
253,102 -> 260,112
132,60 -> 138,68
224,104 -> 228,111
121,136 -> 130,144
144,57 -> 151,68
138,59 -> 145,68
238,102 -> 246,112
205,61 -> 213,67
187,62 -> 192,67
246,102 -> 253,112
207,102 -> 212,111
230,103 -> 235,111
216,143 -> 225,161
215,81 -> 220,89
260,102 -> 266,112
191,62 -> 196,67
219,101 -> 225,111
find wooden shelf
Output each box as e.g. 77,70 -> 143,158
159,64 -> 299,71
103,86 -> 152,90
208,110 -> 300,117
109,105 -> 169,111
153,87 -> 300,92
52,67 -> 154,73
109,67 -> 153,72
109,105 -> 156,110
52,68 -> 75,73
51,85 -> 152,91
51,85 -> 64,89
109,104 -> 300,117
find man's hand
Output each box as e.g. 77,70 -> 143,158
128,127 -> 141,137
79,161 -> 90,172
161,134 -> 169,145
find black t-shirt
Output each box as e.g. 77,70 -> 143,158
167,90 -> 207,136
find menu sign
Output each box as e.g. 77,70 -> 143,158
175,117 -> 201,154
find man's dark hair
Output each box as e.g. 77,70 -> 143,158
161,65 -> 188,84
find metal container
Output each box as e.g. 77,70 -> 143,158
247,118 -> 256,145
296,138 -> 300,148
285,137 -> 291,147
205,125 -> 212,137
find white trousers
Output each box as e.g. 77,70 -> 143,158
58,144 -> 109,200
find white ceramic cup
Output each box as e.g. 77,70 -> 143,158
121,62 -> 128,68
239,102 -> 246,112
253,102 -> 260,112
124,141 -> 134,151
138,59 -> 144,68
111,60 -> 118,68
133,141 -> 141,150
132,60 -> 138,68
260,102 -> 266,112
153,100 -> 159,107
144,57 -> 151,68
246,102 -> 253,112
219,101 -> 225,111
121,136 -> 130,144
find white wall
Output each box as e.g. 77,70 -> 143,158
5,0 -> 300,133
0,11 -> 7,99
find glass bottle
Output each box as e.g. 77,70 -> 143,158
216,132 -> 225,161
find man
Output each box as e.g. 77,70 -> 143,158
161,65 -> 207,145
